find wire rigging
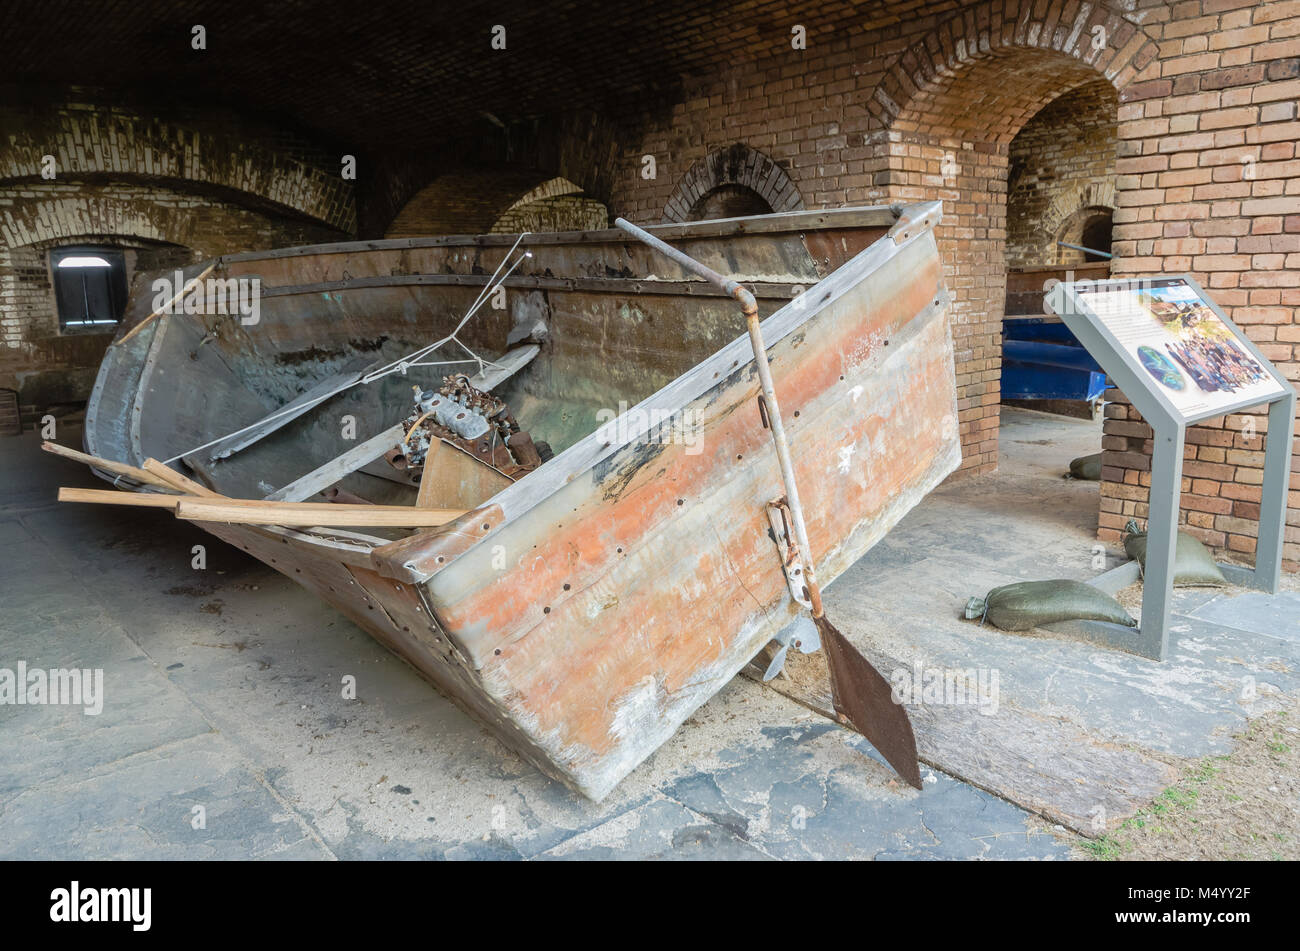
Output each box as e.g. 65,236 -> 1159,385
161,234 -> 532,466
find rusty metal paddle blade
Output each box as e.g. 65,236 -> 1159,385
815,614 -> 923,789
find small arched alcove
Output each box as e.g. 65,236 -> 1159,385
663,144 -> 803,223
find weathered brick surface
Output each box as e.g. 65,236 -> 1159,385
594,0 -> 1297,568
1007,81 -> 1119,265
0,98 -> 356,232
609,1 -> 1158,479
0,95 -> 352,401
385,171 -> 606,237
1102,0 -> 1300,571
662,143 -> 805,222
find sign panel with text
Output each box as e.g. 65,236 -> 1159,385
1065,276 -> 1286,421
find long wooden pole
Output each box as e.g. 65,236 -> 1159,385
58,487 -> 181,507
43,442 -> 177,491
176,499 -> 465,527
57,487 -> 465,527
141,458 -> 224,498
117,262 -> 218,344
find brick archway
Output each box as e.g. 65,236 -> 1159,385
873,2 -> 1157,139
662,144 -> 803,223
0,101 -> 356,234
490,177 -> 608,234
1044,183 -> 1117,256
0,187 -> 344,403
385,169 -> 608,237
867,2 -> 1156,476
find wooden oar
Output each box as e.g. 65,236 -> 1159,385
614,218 -> 922,789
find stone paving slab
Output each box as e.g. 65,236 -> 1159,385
2,410 -> 1296,859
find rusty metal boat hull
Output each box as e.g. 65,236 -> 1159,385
85,203 -> 959,799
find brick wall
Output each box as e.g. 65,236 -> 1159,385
1006,80 -> 1119,266
1101,0 -> 1300,571
661,143 -> 805,222
358,109 -> 624,240
490,195 -> 609,234
0,97 -> 356,232
0,94 -> 353,405
589,0 -> 1298,570
385,170 -> 606,238
607,3 -> 1156,478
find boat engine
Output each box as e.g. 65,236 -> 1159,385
394,375 -> 549,478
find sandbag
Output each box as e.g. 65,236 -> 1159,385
965,579 -> 1137,632
1122,519 -> 1226,587
1068,452 -> 1102,481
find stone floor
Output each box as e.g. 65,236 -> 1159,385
1,407 -> 1294,860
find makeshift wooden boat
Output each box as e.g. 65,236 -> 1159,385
75,202 -> 960,799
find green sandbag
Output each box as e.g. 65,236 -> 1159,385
1068,452 -> 1102,481
1122,519 -> 1226,587
965,579 -> 1137,632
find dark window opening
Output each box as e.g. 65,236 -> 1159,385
687,184 -> 772,221
1079,212 -> 1113,261
52,247 -> 128,333
1055,206 -> 1114,264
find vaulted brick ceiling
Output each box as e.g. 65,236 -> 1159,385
2,0 -> 970,150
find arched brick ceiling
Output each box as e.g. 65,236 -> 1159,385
0,101 -> 355,231
384,168 -> 566,237
0,1 -> 1148,153
663,144 -> 803,223
875,0 -> 1153,144
894,49 -> 1106,143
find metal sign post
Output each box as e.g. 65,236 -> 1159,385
1046,274 -> 1295,661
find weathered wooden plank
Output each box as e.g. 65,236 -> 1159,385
141,458 -> 223,497
42,441 -> 175,490
216,206 -> 900,266
176,498 -> 464,527
266,425 -> 407,502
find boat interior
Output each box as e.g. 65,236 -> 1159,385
85,210 -> 899,539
